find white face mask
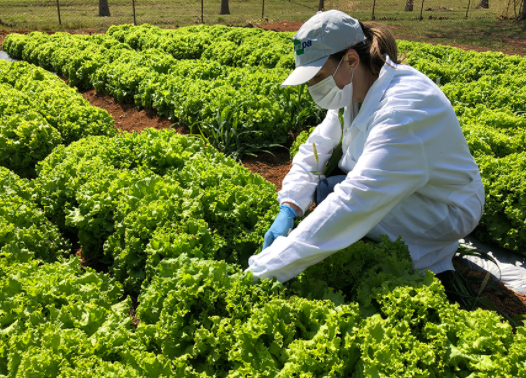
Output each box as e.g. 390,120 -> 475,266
308,57 -> 354,110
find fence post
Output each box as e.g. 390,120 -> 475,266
318,0 -> 325,11
371,0 -> 377,20
56,0 -> 62,25
262,0 -> 265,19
201,0 -> 204,23
419,0 -> 425,20
465,0 -> 471,18
132,0 -> 136,25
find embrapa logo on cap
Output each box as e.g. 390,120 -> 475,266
294,39 -> 312,56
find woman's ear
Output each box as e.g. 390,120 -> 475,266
346,49 -> 359,71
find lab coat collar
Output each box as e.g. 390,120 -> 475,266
351,54 -> 398,131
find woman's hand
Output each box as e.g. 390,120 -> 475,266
262,204 -> 298,250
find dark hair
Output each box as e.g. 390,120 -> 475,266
329,22 -> 405,76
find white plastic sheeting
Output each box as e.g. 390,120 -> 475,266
0,51 -> 57,75
0,51 -> 18,62
459,234 -> 526,295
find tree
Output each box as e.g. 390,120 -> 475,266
318,0 -> 325,11
99,0 -> 111,17
405,0 -> 414,11
219,0 -> 230,15
476,0 -> 489,9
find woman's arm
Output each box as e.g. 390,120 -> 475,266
278,109 -> 342,217
247,110 -> 429,282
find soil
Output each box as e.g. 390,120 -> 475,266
257,21 -> 305,33
453,257 -> 526,321
242,149 -> 291,191
81,89 -> 183,134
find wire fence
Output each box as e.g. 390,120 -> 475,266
0,0 -> 523,30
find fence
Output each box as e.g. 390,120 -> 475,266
0,0 -> 523,30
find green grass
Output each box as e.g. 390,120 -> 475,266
386,18 -> 525,54
0,0 -> 524,52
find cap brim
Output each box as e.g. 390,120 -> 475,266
280,56 -> 330,88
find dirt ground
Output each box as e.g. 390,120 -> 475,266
452,258 -> 526,321
242,150 -> 291,191
81,89 -> 185,133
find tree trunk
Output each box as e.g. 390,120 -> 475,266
219,0 -> 230,15
318,0 -> 325,11
99,0 -> 110,17
476,0 -> 489,9
405,0 -> 414,11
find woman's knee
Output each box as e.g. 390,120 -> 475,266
314,175 -> 347,206
315,178 -> 332,206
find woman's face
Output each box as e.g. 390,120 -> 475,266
308,49 -> 372,103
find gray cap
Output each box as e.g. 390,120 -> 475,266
281,10 -> 365,88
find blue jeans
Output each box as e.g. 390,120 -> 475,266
314,172 -> 347,206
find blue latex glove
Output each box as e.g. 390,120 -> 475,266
263,204 -> 297,250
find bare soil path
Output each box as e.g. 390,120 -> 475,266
81,89 -> 181,133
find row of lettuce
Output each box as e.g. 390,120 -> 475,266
106,24 -> 296,69
3,30 -> 318,145
0,60 -> 115,178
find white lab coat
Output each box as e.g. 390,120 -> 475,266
246,55 -> 485,283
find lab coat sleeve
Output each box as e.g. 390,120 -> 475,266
247,110 -> 430,283
278,109 -> 342,215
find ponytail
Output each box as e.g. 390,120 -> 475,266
330,22 -> 404,76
